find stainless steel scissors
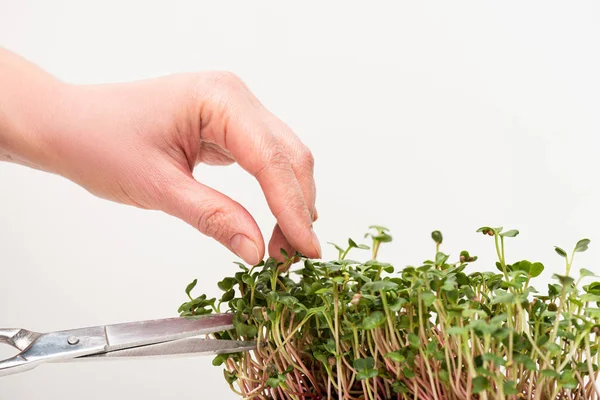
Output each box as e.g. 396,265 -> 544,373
0,313 -> 255,377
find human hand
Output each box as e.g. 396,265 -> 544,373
0,49 -> 320,265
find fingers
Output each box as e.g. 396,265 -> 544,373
161,171 -> 265,265
269,208 -> 319,262
197,72 -> 321,259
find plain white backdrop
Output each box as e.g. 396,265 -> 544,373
1,1 -> 599,398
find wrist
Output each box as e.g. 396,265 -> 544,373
0,56 -> 75,173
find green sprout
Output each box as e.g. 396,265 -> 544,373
178,226 -> 600,400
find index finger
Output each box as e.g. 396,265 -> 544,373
197,72 -> 321,259
235,123 -> 320,259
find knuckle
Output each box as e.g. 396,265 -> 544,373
208,71 -> 244,90
300,148 -> 315,171
263,144 -> 292,174
196,207 -> 229,240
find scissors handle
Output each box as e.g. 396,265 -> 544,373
0,355 -> 38,377
0,328 -> 40,351
0,329 -> 20,345
0,329 -> 43,377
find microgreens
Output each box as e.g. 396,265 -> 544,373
178,226 -> 600,399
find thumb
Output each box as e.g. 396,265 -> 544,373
161,174 -> 265,265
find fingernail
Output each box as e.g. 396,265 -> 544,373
310,228 -> 322,259
312,207 -> 319,222
231,234 -> 261,265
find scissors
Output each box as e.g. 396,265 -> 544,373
0,313 -> 255,377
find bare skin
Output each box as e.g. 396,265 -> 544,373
0,47 -> 321,265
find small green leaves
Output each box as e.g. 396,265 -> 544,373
500,229 -> 519,238
177,224 -> 597,398
477,226 -> 501,236
553,274 -> 574,286
353,357 -> 374,371
235,323 -> 258,338
221,289 -> 235,302
185,279 -> 197,299
446,327 -> 467,335
541,369 -> 560,378
366,225 -> 393,242
420,290 -> 436,307
503,381 -> 518,395
575,239 -> 591,253
384,351 -> 406,363
361,280 -> 398,293
530,262 -> 545,277
353,357 -> 378,380
581,268 -> 597,278
491,290 -> 516,305
407,333 -> 420,347
266,374 -> 286,388
559,371 -> 578,389
555,246 -> 568,258
218,277 -> 236,291
472,376 -> 489,393
362,311 -> 386,330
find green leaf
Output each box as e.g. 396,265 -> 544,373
553,274 -> 574,286
555,246 -> 567,258
212,353 -> 228,366
327,242 -> 345,253
431,230 -> 443,244
500,229 -> 519,238
185,279 -> 197,297
585,307 -> 600,318
420,291 -> 436,306
361,280 -> 398,293
541,369 -> 560,378
438,370 -> 449,382
403,366 -> 415,378
278,295 -> 299,307
391,381 -> 408,394
218,277 -> 236,291
580,294 -> 600,303
384,351 -> 406,363
559,371 -> 578,389
472,376 -> 489,394
530,262 -> 545,277
482,353 -> 506,366
543,343 -> 561,356
575,238 -> 591,253
357,368 -> 378,380
388,297 -> 407,312
446,327 -> 467,335
220,289 -> 235,302
362,311 -> 386,330
407,333 -> 420,347
279,248 -> 289,259
241,274 -> 254,285
503,381 -> 518,395
223,370 -> 237,384
491,291 -> 516,305
266,375 -> 286,388
353,357 -> 375,371
581,268 -> 597,278
348,238 -> 358,248
513,354 -> 537,371
235,323 -> 258,338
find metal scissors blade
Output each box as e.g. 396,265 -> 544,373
74,338 -> 256,360
0,314 -> 255,377
103,313 -> 235,351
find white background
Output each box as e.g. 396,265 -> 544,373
1,1 -> 599,399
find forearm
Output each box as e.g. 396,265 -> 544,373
0,47 -> 70,171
